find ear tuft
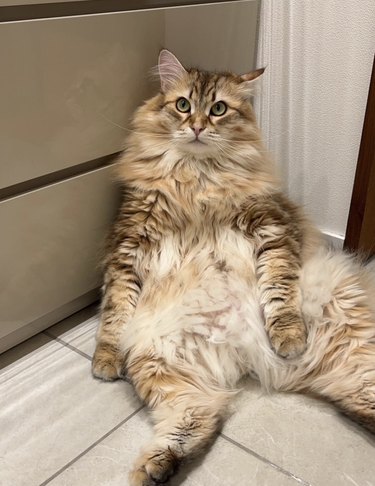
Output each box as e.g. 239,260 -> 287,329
158,49 -> 187,92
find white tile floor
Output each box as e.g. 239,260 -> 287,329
1,299 -> 375,486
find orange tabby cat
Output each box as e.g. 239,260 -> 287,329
93,50 -> 375,485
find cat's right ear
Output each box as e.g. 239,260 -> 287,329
240,67 -> 266,82
158,49 -> 187,92
239,67 -> 266,97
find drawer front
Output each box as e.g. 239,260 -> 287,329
0,9 -> 164,189
0,1 -> 259,191
0,165 -> 118,342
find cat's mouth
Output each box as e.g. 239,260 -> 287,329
179,137 -> 212,155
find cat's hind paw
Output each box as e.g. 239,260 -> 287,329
129,448 -> 179,486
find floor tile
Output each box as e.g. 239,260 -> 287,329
0,332 -> 52,371
47,410 -> 300,486
0,337 -> 141,486
223,380 -> 375,486
47,304 -> 99,358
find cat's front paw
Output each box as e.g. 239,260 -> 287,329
268,313 -> 307,359
92,342 -> 120,381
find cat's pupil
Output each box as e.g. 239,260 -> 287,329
176,97 -> 191,113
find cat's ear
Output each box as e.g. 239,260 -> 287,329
240,67 -> 266,82
158,49 -> 187,92
239,67 -> 266,96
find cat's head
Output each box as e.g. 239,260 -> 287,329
131,50 -> 264,161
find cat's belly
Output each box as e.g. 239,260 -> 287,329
122,229 -> 269,355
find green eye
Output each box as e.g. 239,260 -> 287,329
210,101 -> 227,116
176,97 -> 191,113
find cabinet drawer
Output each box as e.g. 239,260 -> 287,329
0,9 -> 164,189
0,165 -> 118,351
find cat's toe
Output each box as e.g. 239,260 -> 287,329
92,359 -> 119,381
272,333 -> 307,358
129,448 -> 179,486
129,468 -> 156,486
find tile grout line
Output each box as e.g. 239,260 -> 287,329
43,330 -> 93,361
220,433 -> 312,486
43,330 -> 133,384
38,405 -> 145,486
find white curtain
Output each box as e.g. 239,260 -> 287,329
255,0 -> 375,244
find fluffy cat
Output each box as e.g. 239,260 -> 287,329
92,49 -> 375,485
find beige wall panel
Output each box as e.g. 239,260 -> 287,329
164,1 -> 259,73
0,165 -> 118,346
0,10 -> 164,189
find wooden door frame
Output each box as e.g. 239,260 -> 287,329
344,55 -> 375,256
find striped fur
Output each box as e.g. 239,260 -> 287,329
93,51 -> 375,485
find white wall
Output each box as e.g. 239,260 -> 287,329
255,0 -> 375,245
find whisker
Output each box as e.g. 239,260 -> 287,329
99,112 -> 276,156
208,135 -> 263,144
99,113 -> 172,139
99,113 -> 131,132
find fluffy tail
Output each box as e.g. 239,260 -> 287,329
296,249 -> 375,434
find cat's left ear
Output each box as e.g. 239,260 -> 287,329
158,49 -> 187,92
240,67 -> 266,96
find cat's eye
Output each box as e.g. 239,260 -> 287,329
176,98 -> 191,113
210,101 -> 227,116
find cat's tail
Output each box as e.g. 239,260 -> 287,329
295,248 -> 375,434
127,352 -> 233,486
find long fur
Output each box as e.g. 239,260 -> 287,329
92,51 -> 375,485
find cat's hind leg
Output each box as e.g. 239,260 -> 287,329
335,379 -> 375,434
127,353 -> 233,486
298,312 -> 375,433
311,347 -> 375,434
289,248 -> 375,434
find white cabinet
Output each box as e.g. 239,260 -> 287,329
0,0 -> 259,352
0,166 -> 119,353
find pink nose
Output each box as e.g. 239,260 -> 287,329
191,126 -> 204,138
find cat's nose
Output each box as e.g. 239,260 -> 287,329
191,126 -> 205,138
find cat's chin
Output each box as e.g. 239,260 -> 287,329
179,140 -> 216,157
